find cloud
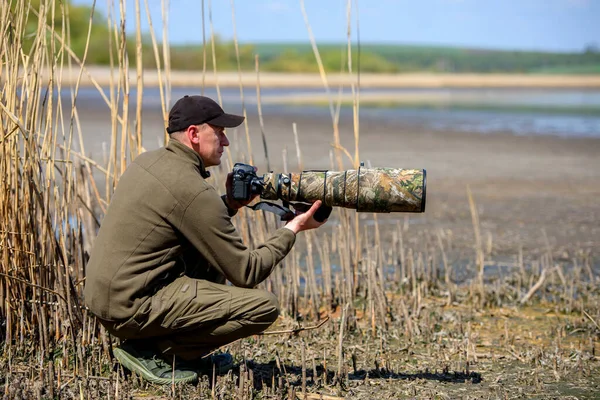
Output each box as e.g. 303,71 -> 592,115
264,1 -> 292,12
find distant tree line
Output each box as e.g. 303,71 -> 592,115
248,43 -> 600,74
11,0 -> 600,74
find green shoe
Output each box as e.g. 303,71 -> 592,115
113,341 -> 198,385
181,352 -> 234,376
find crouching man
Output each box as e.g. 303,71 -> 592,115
84,95 -> 327,384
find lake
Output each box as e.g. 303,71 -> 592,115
69,86 -> 600,138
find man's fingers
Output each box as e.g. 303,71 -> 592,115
307,200 -> 322,217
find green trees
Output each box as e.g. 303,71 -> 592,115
8,0 -> 112,64
165,35 -> 256,71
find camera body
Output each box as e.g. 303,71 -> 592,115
232,163 -> 265,201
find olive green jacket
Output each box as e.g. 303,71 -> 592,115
83,140 -> 296,321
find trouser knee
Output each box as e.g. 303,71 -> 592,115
252,289 -> 280,324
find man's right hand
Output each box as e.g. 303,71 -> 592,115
284,200 -> 328,234
224,171 -> 260,210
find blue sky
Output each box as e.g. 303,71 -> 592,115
74,0 -> 599,52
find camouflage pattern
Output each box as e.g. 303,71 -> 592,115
261,167 -> 426,213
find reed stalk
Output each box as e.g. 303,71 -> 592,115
134,0 -> 144,154
255,54 -> 271,171
229,0 -> 253,166
143,0 -> 169,144
208,0 -> 222,106
467,185 -> 485,305
161,0 -> 171,109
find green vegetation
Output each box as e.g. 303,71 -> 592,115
9,0 -> 600,74
251,42 -> 600,74
9,0 -> 116,64
530,64 -> 600,74
126,38 -> 600,74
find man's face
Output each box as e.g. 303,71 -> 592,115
195,123 -> 229,167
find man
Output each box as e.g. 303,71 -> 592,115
84,95 -> 327,385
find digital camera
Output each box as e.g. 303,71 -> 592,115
231,163 -> 265,201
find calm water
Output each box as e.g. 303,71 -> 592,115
70,86 -> 600,138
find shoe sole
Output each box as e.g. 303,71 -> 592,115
113,348 -> 198,385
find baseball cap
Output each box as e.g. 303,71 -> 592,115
166,95 -> 245,134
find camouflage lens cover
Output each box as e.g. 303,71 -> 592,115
260,168 -> 425,213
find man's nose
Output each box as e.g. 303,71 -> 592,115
222,135 -> 230,146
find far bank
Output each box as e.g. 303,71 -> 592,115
32,67 -> 600,89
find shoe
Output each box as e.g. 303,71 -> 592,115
202,352 -> 234,375
113,341 -> 198,385
180,352 -> 234,376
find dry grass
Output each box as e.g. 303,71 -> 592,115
1,1 -> 599,399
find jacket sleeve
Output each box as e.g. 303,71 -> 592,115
178,187 -> 296,288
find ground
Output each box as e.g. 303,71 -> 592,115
4,86 -> 599,399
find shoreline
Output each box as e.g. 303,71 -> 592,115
34,66 -> 600,89
258,92 -> 600,114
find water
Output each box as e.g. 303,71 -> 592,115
69,86 -> 600,138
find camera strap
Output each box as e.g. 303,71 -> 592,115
247,201 -> 332,223
247,201 -> 296,221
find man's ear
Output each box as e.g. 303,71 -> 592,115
188,125 -> 200,144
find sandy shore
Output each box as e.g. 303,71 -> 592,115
34,66 -> 600,88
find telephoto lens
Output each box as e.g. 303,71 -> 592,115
260,167 -> 426,213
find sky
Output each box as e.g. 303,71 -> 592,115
73,0 -> 600,52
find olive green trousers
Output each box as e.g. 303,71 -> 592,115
99,275 -> 279,360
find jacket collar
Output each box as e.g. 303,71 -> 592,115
166,140 -> 211,178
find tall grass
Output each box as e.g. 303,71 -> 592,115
1,0 -> 598,398
1,0 -> 159,386
1,3 -> 85,395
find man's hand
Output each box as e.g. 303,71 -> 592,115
284,200 -> 328,234
224,171 -> 260,210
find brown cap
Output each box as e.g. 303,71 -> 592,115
166,95 -> 245,134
